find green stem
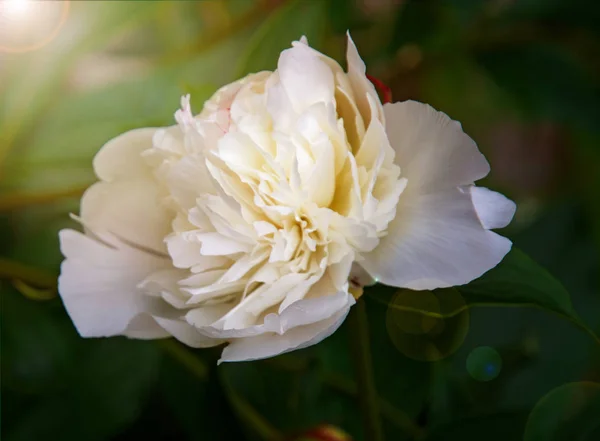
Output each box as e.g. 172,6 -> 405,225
220,371 -> 283,441
348,298 -> 384,441
158,339 -> 209,380
0,258 -> 57,288
158,339 -> 281,441
264,357 -> 423,438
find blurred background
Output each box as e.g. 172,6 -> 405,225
1,0 -> 599,440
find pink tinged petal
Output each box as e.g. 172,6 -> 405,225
361,187 -> 512,290
93,128 -> 157,182
58,229 -> 169,338
470,186 -> 516,230
277,42 -> 335,113
217,294 -> 355,363
80,179 -> 171,254
383,101 -> 490,193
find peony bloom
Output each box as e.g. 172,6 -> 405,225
58,34 -> 515,362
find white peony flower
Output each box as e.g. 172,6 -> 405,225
58,34 -> 515,362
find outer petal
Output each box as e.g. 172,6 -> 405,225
123,315 -> 170,339
93,128 -> 156,182
58,229 -> 169,337
471,186 -> 516,230
383,101 -> 490,194
218,294 -> 354,363
153,317 -> 223,349
361,187 -> 512,290
80,180 -> 171,254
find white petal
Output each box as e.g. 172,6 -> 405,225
197,232 -> 252,256
154,317 -> 223,348
123,314 -> 170,339
193,291 -> 352,340
80,179 -> 171,254
218,295 -> 354,363
361,187 -> 512,290
278,43 -> 335,113
470,186 -> 516,230
93,128 -> 156,182
58,229 -> 168,337
383,101 -> 490,193
166,233 -> 230,271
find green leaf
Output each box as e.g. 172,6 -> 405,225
523,382 -> 600,441
369,248 -> 599,345
459,248 -> 580,318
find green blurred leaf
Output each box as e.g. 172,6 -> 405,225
235,0 -> 327,78
5,336 -> 161,441
424,412 -> 529,440
458,248 -> 589,331
2,27 -> 254,194
0,1 -> 162,168
1,288 -> 75,394
523,382 -> 600,441
475,45 -> 600,132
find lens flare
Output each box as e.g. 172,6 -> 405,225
386,288 -> 469,362
0,0 -> 69,53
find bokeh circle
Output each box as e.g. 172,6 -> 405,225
466,346 -> 502,381
524,382 -> 600,441
385,288 -> 470,362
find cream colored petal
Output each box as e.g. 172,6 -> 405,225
80,179 -> 171,254
277,42 -> 335,113
93,128 -> 156,182
165,233 -> 230,271
192,291 -> 352,341
196,232 -> 252,256
306,137 -> 336,207
346,33 -> 384,126
218,294 -> 354,363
